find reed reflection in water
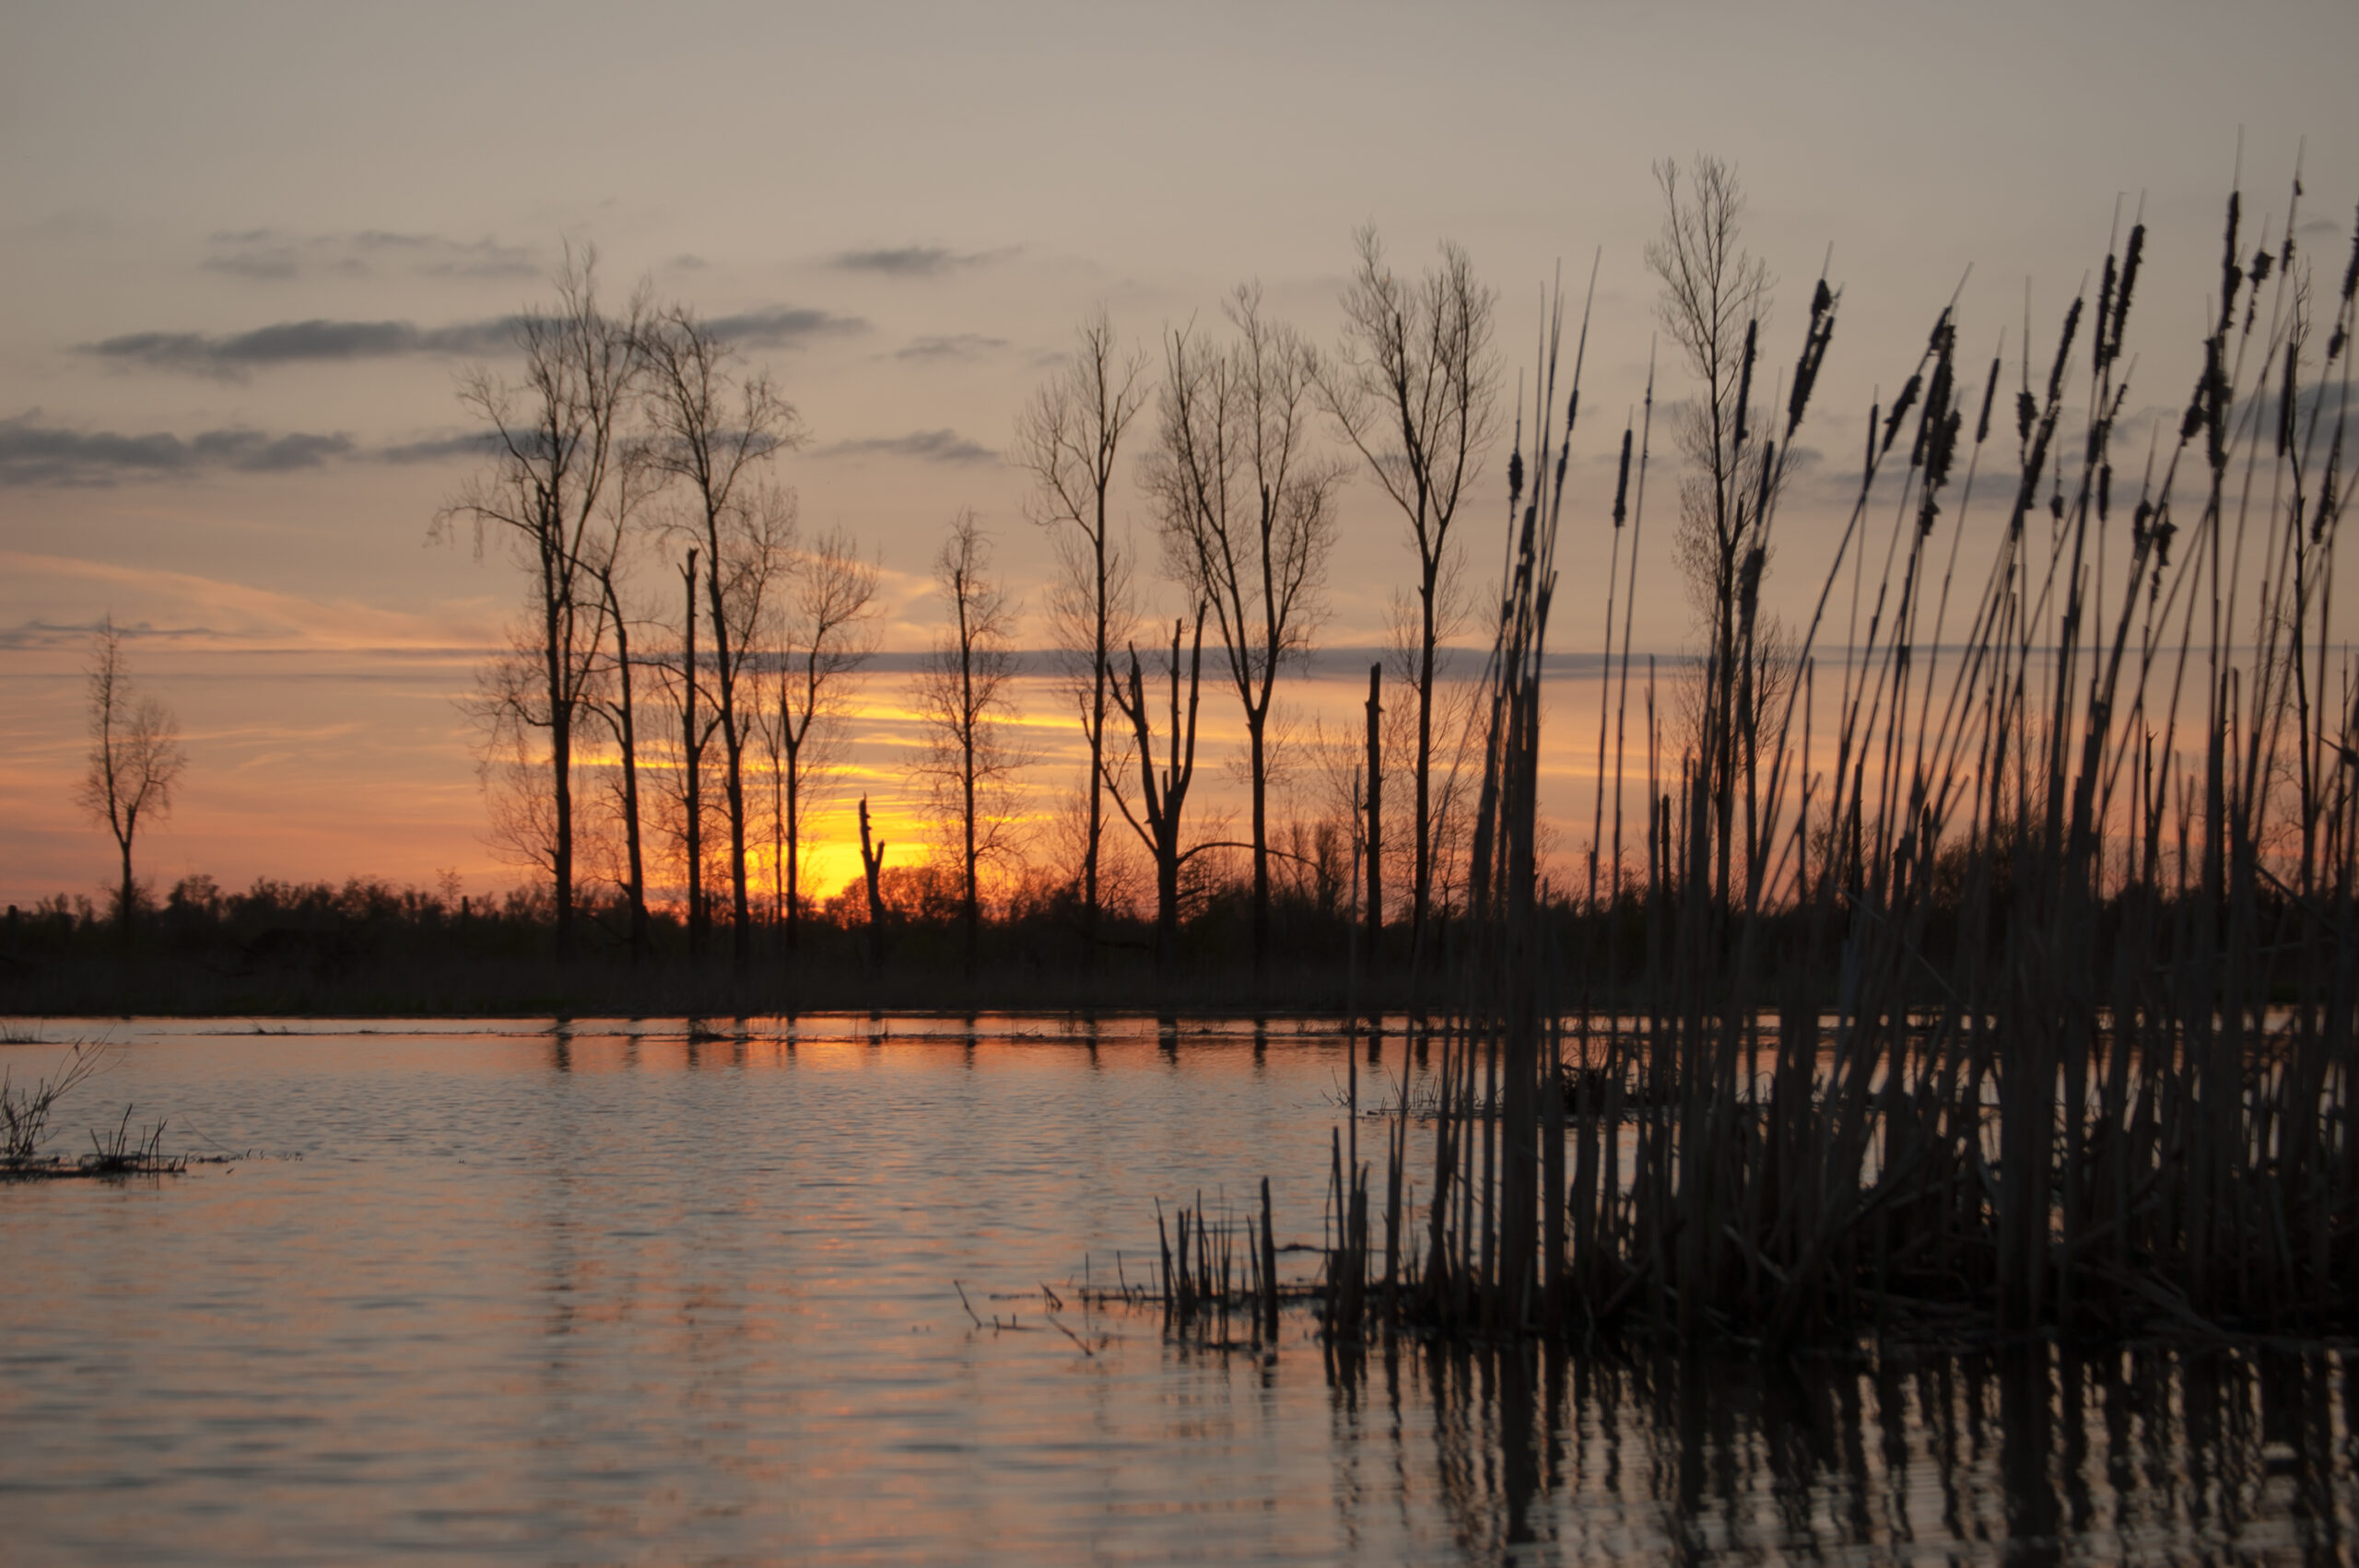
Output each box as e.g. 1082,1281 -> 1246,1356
0,1018 -> 2351,1565
1302,1336 -> 2355,1564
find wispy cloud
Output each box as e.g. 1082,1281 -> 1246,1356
90,305 -> 866,379
0,550 -> 498,653
201,228 -> 539,283
818,428 -> 998,465
87,317 -> 522,379
895,333 -> 1009,362
830,244 -> 1012,278
0,415 -> 355,486
705,306 -> 870,349
378,431 -> 500,465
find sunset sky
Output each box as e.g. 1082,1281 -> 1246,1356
4,0 -> 2354,910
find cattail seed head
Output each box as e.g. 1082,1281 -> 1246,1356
2047,298 -> 2083,406
2280,348 -> 2298,459
2223,191 -> 2244,329
1882,373 -> 1920,456
2341,204 -> 2359,304
2096,254 -> 2118,368
2112,224 -> 2145,357
1612,427 -> 1632,527
1976,359 -> 2001,446
1732,319 -> 1759,454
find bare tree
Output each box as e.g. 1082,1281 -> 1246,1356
1316,228 -> 1499,947
1647,154 -> 1774,906
910,512 -> 1027,973
1017,310 -> 1149,961
766,528 -> 881,952
590,557 -> 651,962
640,306 -> 803,970
76,615 -> 185,941
1106,611 -> 1208,974
435,250 -> 643,959
579,438 -> 664,963
647,547 -> 724,954
1143,285 -> 1344,982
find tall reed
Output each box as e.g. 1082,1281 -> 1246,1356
1301,174 -> 2359,1345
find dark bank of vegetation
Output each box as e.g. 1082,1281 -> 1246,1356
1142,164 -> 2359,1351
0,864 -> 1438,1016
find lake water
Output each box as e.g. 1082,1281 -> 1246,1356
3,1016 -> 2353,1565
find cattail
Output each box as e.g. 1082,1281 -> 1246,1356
1508,445 -> 1524,509
2046,297 -> 2083,406
1882,372 -> 1920,456
1612,425 -> 1632,527
2095,252 -> 2118,369
2220,191 -> 2245,333
2111,224 -> 2145,357
1864,401 -> 1879,482
2133,497 -> 2153,546
1911,319 -> 1955,474
2181,350 -> 2212,444
2017,390 -> 2037,448
2251,247 -> 2275,286
1976,358 -> 2001,445
2342,203 -> 2359,304
2098,462 -> 2112,521
2206,338 -> 2229,471
2280,345 -> 2298,458
1732,319 -> 1758,450
1788,305 -> 1836,438
1754,438 -> 1776,524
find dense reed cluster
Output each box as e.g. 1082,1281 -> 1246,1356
1202,174 -> 2359,1346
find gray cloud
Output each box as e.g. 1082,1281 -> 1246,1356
378,431 -> 501,465
88,317 -> 522,379
705,306 -> 870,350
831,245 -> 988,277
895,333 -> 1009,362
93,303 -> 863,378
819,428 -> 998,465
0,414 -> 355,486
201,228 -> 537,282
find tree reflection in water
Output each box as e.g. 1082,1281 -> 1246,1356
1312,1337 -> 2353,1563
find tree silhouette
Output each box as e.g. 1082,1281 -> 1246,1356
76,615 -> 185,942
910,513 -> 1027,974
1144,285 -> 1343,985
640,306 -> 802,971
1316,228 -> 1499,950
1105,612 -> 1207,975
435,251 -> 644,959
766,528 -> 880,952
1018,310 -> 1148,966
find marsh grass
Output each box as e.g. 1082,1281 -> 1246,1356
2,1041 -> 183,1180
1178,173 -> 2359,1350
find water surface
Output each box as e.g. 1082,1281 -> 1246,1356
2,1016 -> 2351,1564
